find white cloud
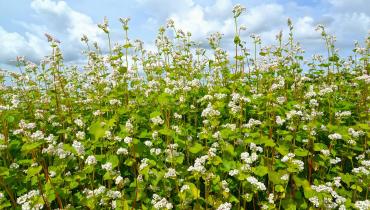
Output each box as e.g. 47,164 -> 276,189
0,0 -> 105,65
30,0 -> 103,43
295,16 -> 321,40
240,4 -> 286,34
170,5 -> 221,40
0,26 -> 48,64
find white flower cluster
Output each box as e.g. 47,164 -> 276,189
151,194 -> 173,209
232,4 -> 246,18
281,153 -> 304,171
201,103 -> 220,118
311,182 -> 347,209
276,116 -> 285,125
188,155 -> 208,173
164,168 -> 176,178
217,202 -> 232,210
85,155 -> 97,165
228,92 -> 250,114
309,196 -> 320,207
102,162 -> 113,171
74,118 -> 84,127
115,175 -> 123,185
270,76 -> 285,91
281,153 -> 295,162
125,119 -> 134,133
151,116 -> 164,125
348,128 -> 365,138
321,149 -> 330,156
76,131 -> 85,140
352,159 -> 370,175
328,133 -> 342,140
83,186 -> 106,198
329,157 -> 341,165
109,99 -> 121,106
355,74 -> 370,84
247,176 -> 266,191
243,118 -> 262,129
124,136 -> 132,144
335,111 -> 351,118
117,147 -> 128,155
228,169 -> 239,176
30,130 -> 44,141
139,158 -> 149,171
221,180 -> 230,193
180,184 -> 189,192
72,140 -> 85,156
354,200 -> 370,210
17,190 -> 43,210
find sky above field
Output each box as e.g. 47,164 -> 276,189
0,0 -> 369,70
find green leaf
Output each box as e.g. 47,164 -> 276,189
253,165 -> 268,177
21,142 -> 43,153
189,143 -> 203,154
27,166 -> 42,176
314,143 -> 328,152
150,111 -> 161,118
294,148 -> 309,157
89,120 -> 106,140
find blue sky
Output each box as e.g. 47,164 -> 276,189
0,0 -> 369,70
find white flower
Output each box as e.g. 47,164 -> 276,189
151,116 -> 164,125
49,171 -> 56,178
217,202 -> 232,210
85,155 -> 97,165
124,137 -> 132,144
115,175 -> 123,185
72,140 -> 85,156
330,157 -> 341,165
180,185 -> 189,192
232,4 -> 246,18
102,162 -> 113,171
125,119 -> 134,133
74,119 -> 84,127
201,103 -> 220,118
328,133 -> 342,140
281,174 -> 289,181
292,159 -> 304,171
144,140 -> 153,147
109,99 -> 121,106
309,196 -> 320,207
354,200 -> 370,210
151,194 -> 173,209
76,131 -> 85,140
276,116 -> 285,125
10,162 -> 19,169
281,153 -> 295,162
117,147 -> 128,155
268,193 -> 274,204
321,149 -> 330,156
164,168 -> 177,179
229,169 -> 239,176
247,176 -> 266,191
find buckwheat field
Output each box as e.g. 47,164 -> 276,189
0,3 -> 369,210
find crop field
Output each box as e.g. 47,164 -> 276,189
0,3 -> 369,210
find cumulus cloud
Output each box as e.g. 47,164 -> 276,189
0,0 -> 104,65
30,0 -> 103,43
0,26 -> 48,64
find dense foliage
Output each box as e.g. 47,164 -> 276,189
0,4 -> 369,210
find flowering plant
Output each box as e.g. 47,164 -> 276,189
0,4 -> 369,210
